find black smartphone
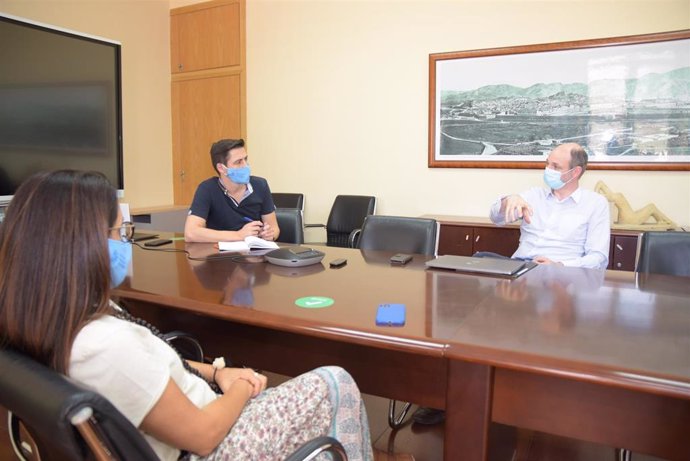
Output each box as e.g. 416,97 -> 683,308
329,258 -> 347,268
144,238 -> 173,247
390,253 -> 412,265
132,232 -> 159,242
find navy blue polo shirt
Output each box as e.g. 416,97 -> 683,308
188,176 -> 275,231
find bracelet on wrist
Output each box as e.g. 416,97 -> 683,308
211,357 -> 226,383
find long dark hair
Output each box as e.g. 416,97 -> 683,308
0,170 -> 118,373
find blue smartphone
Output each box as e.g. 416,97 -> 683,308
376,304 -> 406,326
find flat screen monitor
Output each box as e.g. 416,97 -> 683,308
0,13 -> 123,204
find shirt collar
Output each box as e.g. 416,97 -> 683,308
243,182 -> 254,198
547,186 -> 581,203
217,178 -> 253,203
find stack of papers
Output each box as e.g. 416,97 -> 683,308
218,236 -> 279,252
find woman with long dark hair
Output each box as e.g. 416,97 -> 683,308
0,170 -> 373,461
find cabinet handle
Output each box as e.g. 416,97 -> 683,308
616,262 -> 622,268
465,235 -> 470,241
475,235 -> 480,243
178,63 -> 184,71
616,244 -> 623,251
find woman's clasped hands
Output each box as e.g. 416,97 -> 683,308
214,368 -> 267,397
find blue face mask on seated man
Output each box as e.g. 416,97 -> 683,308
108,239 -> 132,287
226,165 -> 251,185
543,167 -> 575,190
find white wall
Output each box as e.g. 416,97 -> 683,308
246,0 -> 690,228
2,0 -> 688,225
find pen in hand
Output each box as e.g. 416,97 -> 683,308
243,216 -> 264,236
243,216 -> 262,225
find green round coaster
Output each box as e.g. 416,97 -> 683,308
295,296 -> 335,309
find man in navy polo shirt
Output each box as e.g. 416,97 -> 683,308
184,138 -> 280,243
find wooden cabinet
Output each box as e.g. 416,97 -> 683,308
427,215 -> 522,257
473,226 -> 521,256
438,225 -> 474,256
131,205 -> 189,233
438,224 -> 520,257
171,2 -> 241,73
608,232 -> 640,271
170,0 -> 245,205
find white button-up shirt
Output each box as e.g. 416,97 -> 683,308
490,187 -> 611,269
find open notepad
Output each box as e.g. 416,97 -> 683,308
218,236 -> 279,252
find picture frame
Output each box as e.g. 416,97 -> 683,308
428,30 -> 690,170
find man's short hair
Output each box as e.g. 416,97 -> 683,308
210,139 -> 245,172
568,144 -> 588,177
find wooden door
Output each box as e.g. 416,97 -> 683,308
172,74 -> 242,205
171,2 -> 241,73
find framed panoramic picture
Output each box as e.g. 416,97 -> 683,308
429,30 -> 690,170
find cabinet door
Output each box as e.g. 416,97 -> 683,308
438,225 -> 474,256
171,2 -> 241,73
610,235 -> 639,271
473,227 -> 520,257
172,74 -> 242,204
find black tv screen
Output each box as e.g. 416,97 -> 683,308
0,13 -> 123,202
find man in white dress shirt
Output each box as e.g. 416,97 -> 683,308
413,143 -> 611,426
489,142 -> 610,269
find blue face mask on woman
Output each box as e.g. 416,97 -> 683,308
226,165 -> 251,185
543,167 -> 574,190
108,239 -> 132,287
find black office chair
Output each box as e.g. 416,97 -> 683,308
635,231 -> 690,276
276,208 -> 305,244
618,231 -> 690,461
0,346 -> 160,461
272,193 -> 305,211
305,195 -> 376,248
350,215 -> 439,256
0,347 -> 348,461
347,215 -> 438,429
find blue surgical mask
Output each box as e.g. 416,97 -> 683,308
108,239 -> 132,287
543,167 -> 574,190
226,165 -> 251,185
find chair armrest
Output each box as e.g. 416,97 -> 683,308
284,436 -> 347,461
348,228 -> 361,248
304,223 -> 326,228
161,331 -> 205,362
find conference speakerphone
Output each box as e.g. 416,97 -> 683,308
265,247 -> 325,267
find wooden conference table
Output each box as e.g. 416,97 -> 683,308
113,241 -> 690,461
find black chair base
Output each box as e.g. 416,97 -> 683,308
388,400 -> 412,429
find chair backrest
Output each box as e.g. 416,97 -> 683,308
635,231 -> 690,276
0,347 -> 159,461
356,215 -> 439,256
276,208 -> 305,244
326,195 -> 376,248
272,193 -> 305,211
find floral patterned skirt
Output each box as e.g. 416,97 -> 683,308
192,366 -> 373,461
